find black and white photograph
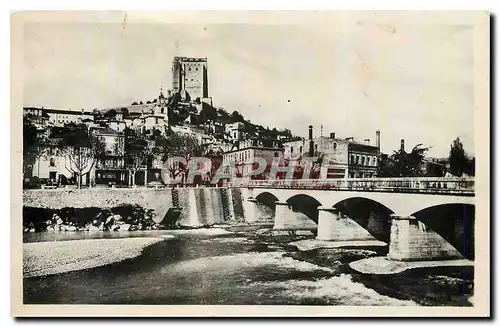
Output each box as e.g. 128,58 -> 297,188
11,10 -> 490,317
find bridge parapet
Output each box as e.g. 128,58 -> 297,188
227,177 -> 474,196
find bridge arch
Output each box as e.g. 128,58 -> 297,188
404,197 -> 475,218
331,197 -> 394,243
410,203 -> 475,260
254,191 -> 281,203
246,187 -> 475,248
254,192 -> 280,220
285,194 -> 323,223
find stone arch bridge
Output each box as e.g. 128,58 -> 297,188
234,178 -> 475,261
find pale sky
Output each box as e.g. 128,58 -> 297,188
23,17 -> 474,158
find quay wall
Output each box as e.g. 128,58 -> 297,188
23,187 -> 249,225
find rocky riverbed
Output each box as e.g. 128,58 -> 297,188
23,205 -> 180,233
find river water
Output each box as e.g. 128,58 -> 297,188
23,225 -> 474,306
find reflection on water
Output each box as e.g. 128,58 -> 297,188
23,227 -> 474,306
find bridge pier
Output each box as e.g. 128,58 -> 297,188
273,201 -> 317,231
387,214 -> 463,261
243,198 -> 259,223
316,206 -> 376,241
273,201 -> 293,230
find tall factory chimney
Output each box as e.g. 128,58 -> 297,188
308,125 -> 314,157
400,139 -> 405,152
376,130 -> 381,149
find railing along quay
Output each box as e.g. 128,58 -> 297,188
226,177 -> 475,196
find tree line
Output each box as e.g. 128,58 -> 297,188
23,118 -> 204,188
377,137 -> 474,178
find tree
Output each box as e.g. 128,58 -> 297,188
449,137 -> 467,177
23,118 -> 55,179
230,110 -> 244,123
139,101 -> 144,105
153,132 -> 204,184
131,102 -> 138,105
377,154 -> 395,177
92,108 -> 101,118
242,122 -> 256,135
104,109 -> 117,119
395,143 -> 429,177
377,144 -> 430,177
120,107 -> 129,117
58,126 -> 105,188
464,157 -> 475,176
124,129 -> 153,186
217,108 -> 229,118
199,104 -> 217,123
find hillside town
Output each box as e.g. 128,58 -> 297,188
23,56 -> 474,189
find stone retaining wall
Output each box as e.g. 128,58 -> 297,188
23,187 -> 248,225
24,188 -> 174,223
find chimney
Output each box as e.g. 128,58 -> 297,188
330,132 -> 335,139
308,125 -> 314,157
400,139 -> 405,152
364,138 -> 370,145
376,130 -> 380,149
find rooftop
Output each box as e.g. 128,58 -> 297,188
173,56 -> 207,63
99,103 -> 156,114
23,107 -> 93,116
91,126 -> 122,136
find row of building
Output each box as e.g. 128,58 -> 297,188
25,104 -> 383,186
23,56 -> 384,186
223,126 -> 381,181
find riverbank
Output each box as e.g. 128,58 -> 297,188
22,205 -> 178,233
350,256 -> 474,275
23,188 -> 174,223
23,237 -> 164,278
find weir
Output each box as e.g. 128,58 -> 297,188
187,188 -> 201,227
210,188 -> 225,224
225,188 -> 236,222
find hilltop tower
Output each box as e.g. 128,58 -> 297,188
172,57 -> 211,105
